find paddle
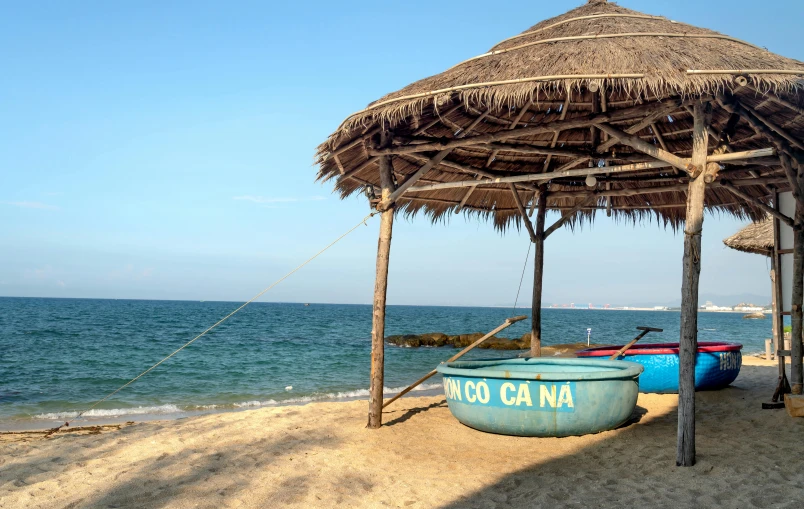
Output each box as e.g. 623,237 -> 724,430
382,315 -> 527,409
609,326 -> 663,360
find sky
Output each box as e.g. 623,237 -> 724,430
0,0 -> 801,307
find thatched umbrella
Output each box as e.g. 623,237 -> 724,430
316,0 -> 804,464
723,217 -> 773,256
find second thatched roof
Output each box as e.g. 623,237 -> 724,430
723,217 -> 773,256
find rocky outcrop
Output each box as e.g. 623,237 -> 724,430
385,332 -> 530,350
743,312 -> 766,319
385,333 -> 599,356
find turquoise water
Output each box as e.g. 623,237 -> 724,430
0,297 -> 772,429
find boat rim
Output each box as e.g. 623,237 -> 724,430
576,341 -> 743,357
436,357 -> 644,381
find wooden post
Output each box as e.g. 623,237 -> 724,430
677,102 -> 710,467
368,130 -> 396,429
531,187 -> 548,357
771,190 -> 788,394
792,204 -> 804,395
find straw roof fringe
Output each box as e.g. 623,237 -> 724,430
723,217 -> 774,256
315,1 -> 804,231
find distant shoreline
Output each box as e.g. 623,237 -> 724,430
0,295 -> 772,312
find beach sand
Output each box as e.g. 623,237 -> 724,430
2,357 -> 803,508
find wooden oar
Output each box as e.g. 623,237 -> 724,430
382,315 -> 527,409
609,326 -> 663,360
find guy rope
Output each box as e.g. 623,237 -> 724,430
46,211 -> 378,435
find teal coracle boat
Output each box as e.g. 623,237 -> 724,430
436,358 -> 643,437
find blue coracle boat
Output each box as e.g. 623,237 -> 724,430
436,358 -> 643,437
576,341 -> 742,393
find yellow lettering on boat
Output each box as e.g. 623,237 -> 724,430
465,381 -> 477,403
500,382 -> 516,405
558,383 -> 574,408
540,384 -> 557,408
515,383 -> 532,407
476,381 -> 490,404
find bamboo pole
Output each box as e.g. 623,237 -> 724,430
532,189 -> 548,357
381,315 -> 527,409
368,131 -> 396,429
677,102 -> 710,467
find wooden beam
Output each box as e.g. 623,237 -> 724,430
458,101 -> 535,212
597,123 -> 696,174
371,99 -> 685,155
481,142 -> 591,159
745,85 -> 804,116
413,104 -> 462,135
509,184 -> 537,243
368,131 -> 395,429
402,149 -> 777,193
717,96 -> 804,156
544,196 -> 596,238
719,180 -> 794,227
378,110 -> 491,209
742,103 -> 804,151
677,101 -> 710,467
597,101 -> 684,153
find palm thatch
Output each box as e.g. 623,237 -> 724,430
316,0 -> 804,231
723,217 -> 773,256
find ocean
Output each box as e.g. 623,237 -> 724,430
0,297 -> 773,430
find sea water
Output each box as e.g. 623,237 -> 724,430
0,297 -> 773,429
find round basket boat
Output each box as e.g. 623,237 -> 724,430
435,358 -> 643,437
576,342 -> 742,394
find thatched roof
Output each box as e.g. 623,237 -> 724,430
316,0 -> 804,230
723,217 -> 773,256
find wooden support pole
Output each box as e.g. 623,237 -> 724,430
510,184 -> 538,242
677,102 -> 710,467
531,189 -> 548,357
772,190 -> 790,400
781,152 -> 804,394
792,212 -> 804,395
368,131 -> 396,429
544,196 -> 597,239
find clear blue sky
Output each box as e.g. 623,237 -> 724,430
1,0 -> 800,307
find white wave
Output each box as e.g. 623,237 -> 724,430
35,404 -> 183,420
31,383 -> 444,421
232,382 -> 444,408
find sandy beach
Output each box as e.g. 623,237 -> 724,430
2,357 -> 803,509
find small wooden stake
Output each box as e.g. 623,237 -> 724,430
677,102 -> 710,467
